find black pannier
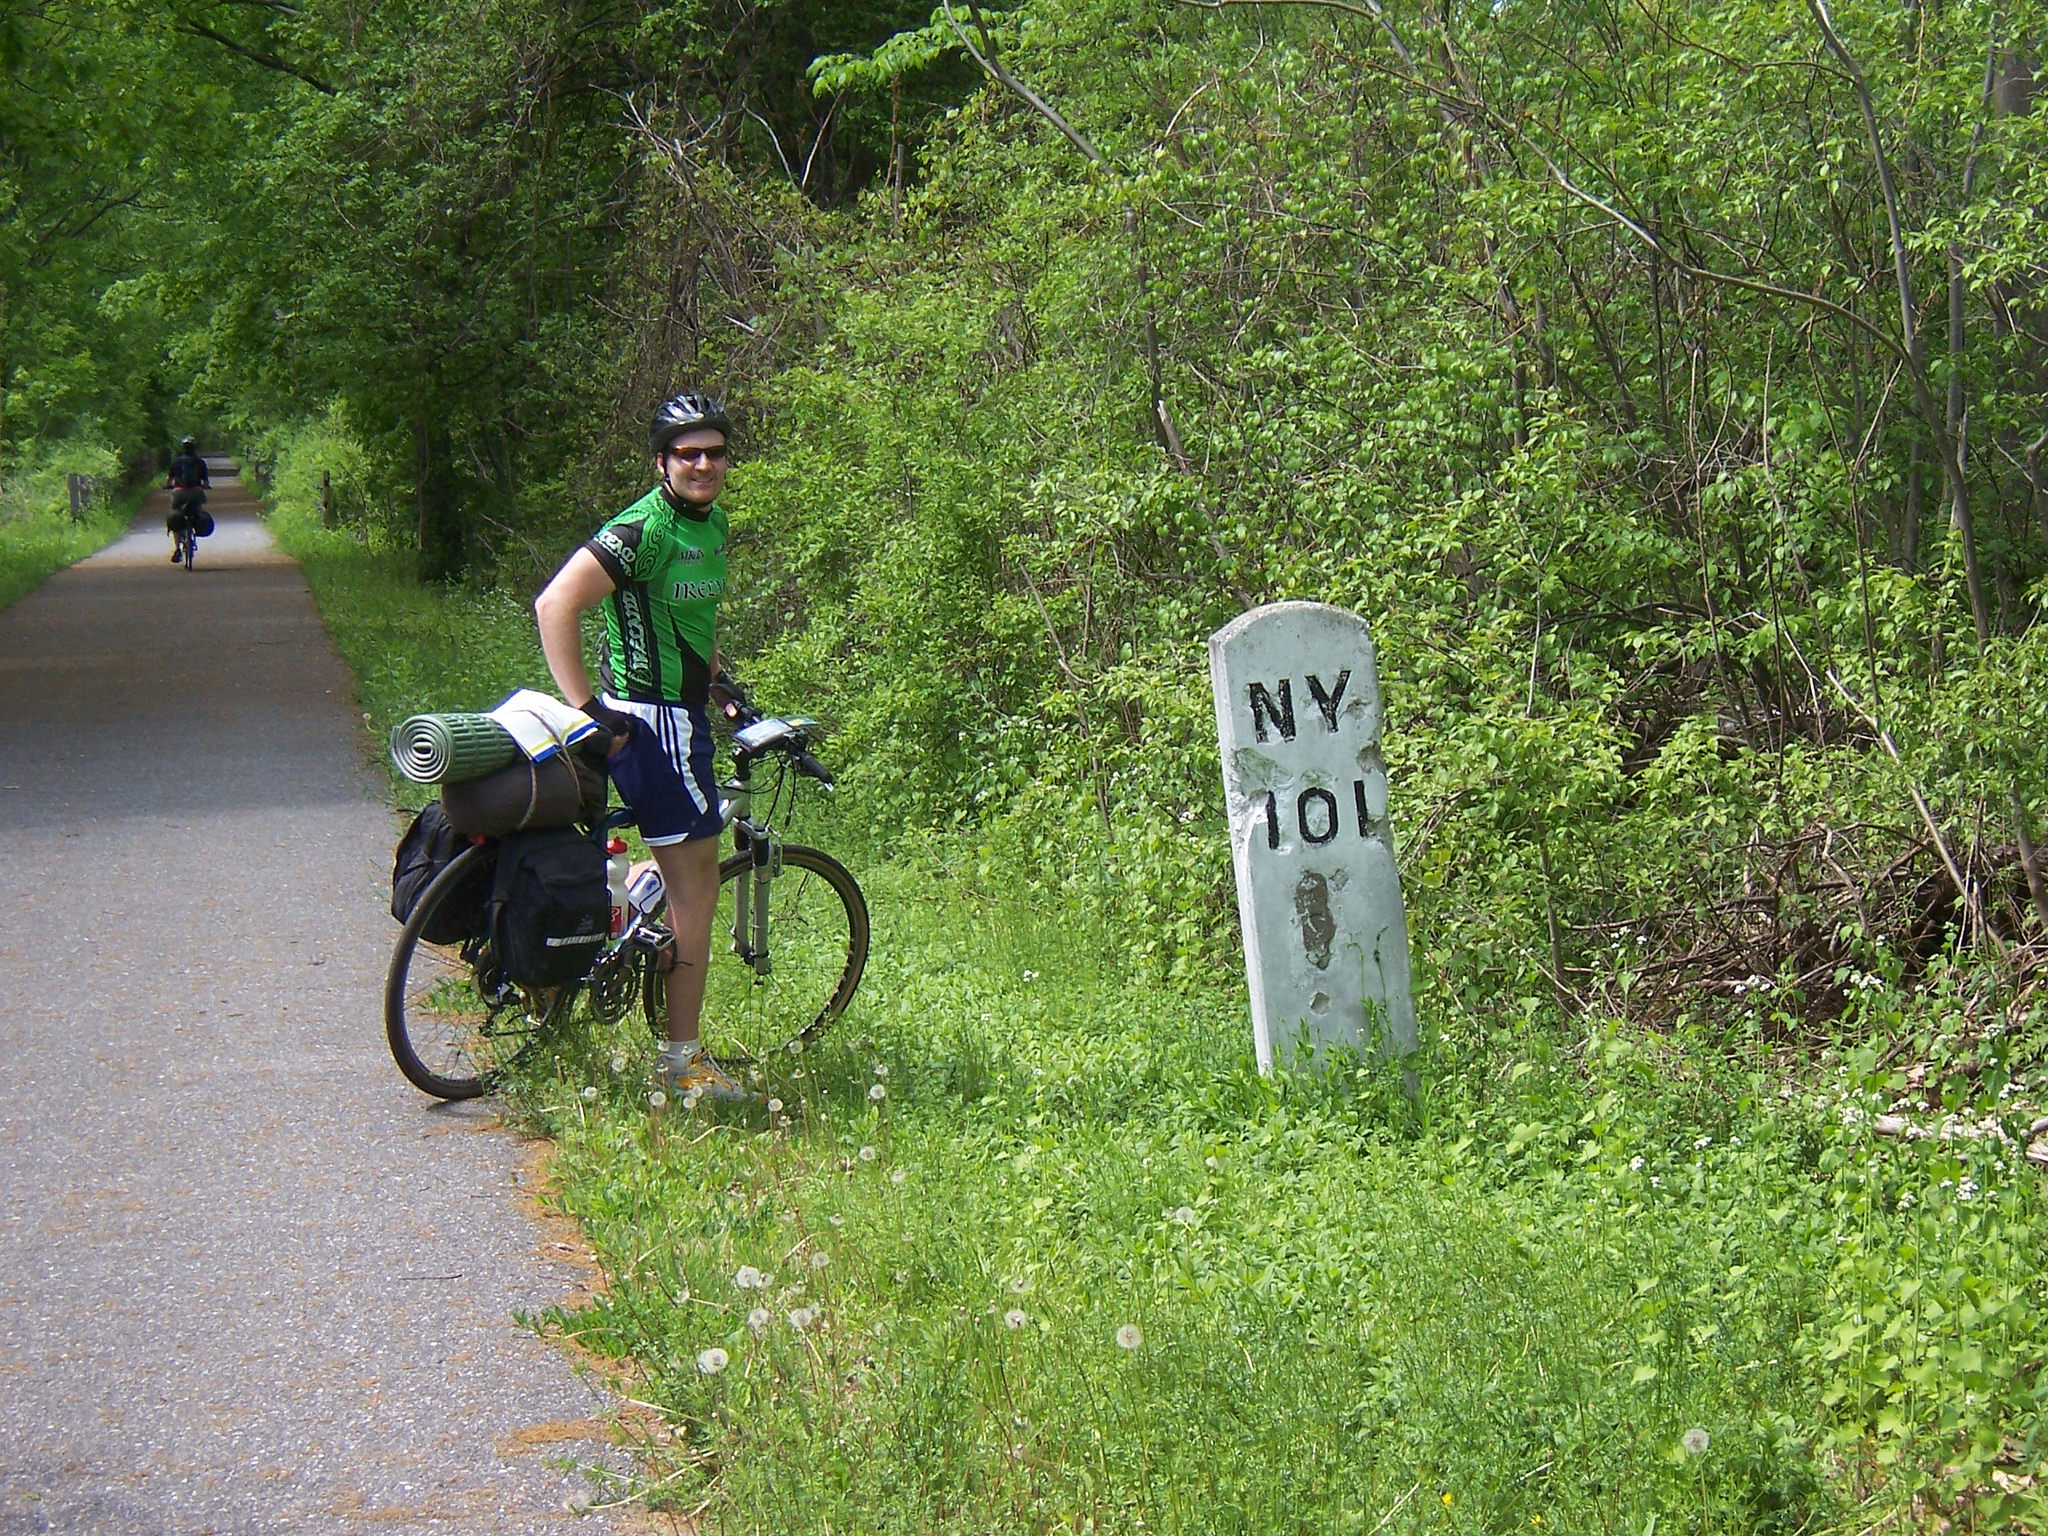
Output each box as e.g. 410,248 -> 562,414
390,802 -> 493,944
488,826 -> 610,989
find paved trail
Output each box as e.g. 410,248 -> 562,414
0,471 -> 639,1534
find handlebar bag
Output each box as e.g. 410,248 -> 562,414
488,826 -> 609,989
390,802 -> 493,944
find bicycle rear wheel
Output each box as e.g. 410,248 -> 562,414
385,844 -> 554,1098
643,843 -> 869,1068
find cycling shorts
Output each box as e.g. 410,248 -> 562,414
601,696 -> 724,846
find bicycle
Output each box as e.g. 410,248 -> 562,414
384,704 -> 869,1101
167,492 -> 208,571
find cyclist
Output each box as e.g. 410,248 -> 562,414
535,391 -> 748,1103
164,436 -> 211,562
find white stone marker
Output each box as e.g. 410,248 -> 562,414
1209,602 -> 1415,1072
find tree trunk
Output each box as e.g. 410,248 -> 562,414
414,419 -> 465,583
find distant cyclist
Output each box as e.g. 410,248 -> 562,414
164,437 -> 212,563
535,391 -> 747,1103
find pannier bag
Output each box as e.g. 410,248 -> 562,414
439,749 -> 605,840
390,802 -> 494,944
488,827 -> 610,989
192,508 -> 216,537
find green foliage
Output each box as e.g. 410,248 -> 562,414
0,441 -> 138,612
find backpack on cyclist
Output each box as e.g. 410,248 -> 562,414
487,826 -> 610,989
391,802 -> 493,944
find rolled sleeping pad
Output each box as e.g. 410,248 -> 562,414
439,751 -> 607,839
390,712 -> 521,785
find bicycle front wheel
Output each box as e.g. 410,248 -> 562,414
385,844 -> 553,1099
644,843 -> 869,1068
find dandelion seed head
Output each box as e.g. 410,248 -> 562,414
767,1098 -> 783,1114
787,1039 -> 805,1056
1010,1275 -> 1030,1293
648,1090 -> 667,1110
581,1085 -> 599,1102
1115,1323 -> 1143,1350
828,1213 -> 845,1227
696,1347 -> 729,1375
869,1083 -> 888,1102
610,1054 -> 627,1074
734,1265 -> 768,1291
893,1269 -> 910,1284
890,1168 -> 908,1184
1005,1308 -> 1029,1330
682,1090 -> 700,1111
1171,1206 -> 1196,1225
872,1063 -> 888,1079
1682,1428 -> 1710,1456
777,1114 -> 793,1129
858,1145 -> 877,1162
810,1249 -> 832,1269
747,1306 -> 770,1332
788,1305 -> 818,1330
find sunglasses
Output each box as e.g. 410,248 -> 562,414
665,443 -> 730,465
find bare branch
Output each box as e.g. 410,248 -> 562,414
942,0 -> 1104,164
179,21 -> 338,94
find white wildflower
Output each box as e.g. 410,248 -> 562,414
1022,970 -> 1038,982
1694,1135 -> 1711,1149
1628,1156 -> 1645,1172
1115,1323 -> 1143,1350
777,1114 -> 793,1129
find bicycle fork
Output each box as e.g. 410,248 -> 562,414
728,820 -> 778,977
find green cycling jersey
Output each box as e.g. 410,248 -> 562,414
583,485 -> 728,707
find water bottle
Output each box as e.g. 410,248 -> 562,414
606,837 -> 630,936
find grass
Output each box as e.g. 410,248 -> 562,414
0,485 -> 139,613
263,463 -> 2048,1535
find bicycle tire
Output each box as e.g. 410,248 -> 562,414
385,843 -> 554,1099
642,843 -> 869,1068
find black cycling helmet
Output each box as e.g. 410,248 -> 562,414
648,392 -> 732,456
179,436 -> 198,451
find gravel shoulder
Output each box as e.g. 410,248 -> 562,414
0,470 -> 649,1534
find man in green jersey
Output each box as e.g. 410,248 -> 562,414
535,392 -> 745,1102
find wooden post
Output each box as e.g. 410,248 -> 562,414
320,469 -> 335,529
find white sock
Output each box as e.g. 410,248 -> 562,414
661,1040 -> 701,1071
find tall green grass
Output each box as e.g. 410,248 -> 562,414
263,428 -> 2048,1535
0,444 -> 139,612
